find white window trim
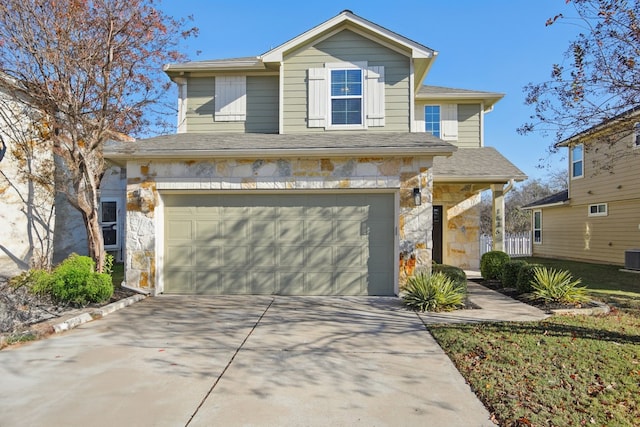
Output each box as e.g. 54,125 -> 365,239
570,144 -> 584,180
588,203 -> 608,217
533,210 -> 542,245
326,62 -> 367,130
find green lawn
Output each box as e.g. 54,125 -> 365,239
429,258 -> 640,426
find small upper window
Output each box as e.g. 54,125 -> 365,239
588,203 -> 608,217
425,105 -> 441,137
634,122 -> 640,148
571,144 -> 584,179
330,69 -> 363,126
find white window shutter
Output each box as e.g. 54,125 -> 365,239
366,66 -> 385,127
441,104 -> 458,140
307,68 -> 327,128
215,76 -> 246,121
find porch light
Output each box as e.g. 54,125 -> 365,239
413,188 -> 421,206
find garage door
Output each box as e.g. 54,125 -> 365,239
163,193 -> 394,295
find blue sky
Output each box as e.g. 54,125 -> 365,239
159,0 -> 582,181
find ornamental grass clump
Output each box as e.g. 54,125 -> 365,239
525,266 -> 590,305
402,271 -> 465,312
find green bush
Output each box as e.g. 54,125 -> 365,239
402,271 -> 466,312
526,267 -> 590,304
480,251 -> 510,281
501,260 -> 528,288
516,263 -> 545,293
432,264 -> 467,293
37,254 -> 113,306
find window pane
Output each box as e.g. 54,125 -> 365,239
534,212 -> 541,228
101,201 -> 117,223
331,99 -> 362,125
425,105 -> 441,137
572,161 -> 583,177
102,227 -> 117,246
590,205 -> 597,214
330,69 -> 362,96
534,230 -> 541,243
572,145 -> 583,161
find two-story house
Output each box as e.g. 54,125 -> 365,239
524,110 -> 640,268
104,10 -> 526,295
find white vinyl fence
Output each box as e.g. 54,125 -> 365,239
480,232 -> 532,257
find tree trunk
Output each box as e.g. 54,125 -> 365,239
86,208 -> 105,273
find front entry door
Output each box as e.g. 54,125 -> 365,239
433,205 -> 443,264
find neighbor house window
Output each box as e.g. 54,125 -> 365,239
533,210 -> 542,244
425,105 -> 441,137
588,203 -> 608,217
330,69 -> 363,125
571,144 -> 584,179
634,122 -> 640,148
100,199 -> 120,250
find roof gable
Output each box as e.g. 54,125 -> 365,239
261,10 -> 436,63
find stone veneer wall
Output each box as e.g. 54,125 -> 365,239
124,156 -> 434,293
433,184 -> 482,269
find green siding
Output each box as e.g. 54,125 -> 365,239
186,76 -> 279,133
457,104 -> 481,147
282,29 -> 411,133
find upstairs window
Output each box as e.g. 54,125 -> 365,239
330,69 -> 363,125
571,144 -> 584,179
425,105 -> 441,137
424,104 -> 458,140
307,63 -> 385,129
634,122 -> 640,148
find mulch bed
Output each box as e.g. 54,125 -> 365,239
0,278 -> 135,343
474,279 -> 603,313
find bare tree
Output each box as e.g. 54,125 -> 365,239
520,0 -> 640,159
0,0 -> 196,271
480,172 -> 567,235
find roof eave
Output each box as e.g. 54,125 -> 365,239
105,146 -> 456,161
433,175 -> 528,183
521,200 -> 570,210
416,93 -> 504,111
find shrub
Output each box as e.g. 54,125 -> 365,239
402,271 -> 465,312
480,251 -> 510,281
501,260 -> 528,288
516,263 -> 545,293
432,264 -> 467,293
44,254 -> 113,306
526,267 -> 590,304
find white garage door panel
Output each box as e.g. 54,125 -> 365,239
163,193 -> 394,295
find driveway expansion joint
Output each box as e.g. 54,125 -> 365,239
185,297 -> 275,427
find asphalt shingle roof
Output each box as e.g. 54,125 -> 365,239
104,132 -> 456,160
431,147 -> 527,182
522,190 -> 569,209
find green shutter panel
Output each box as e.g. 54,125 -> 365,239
215,76 -> 247,121
307,68 -> 326,128
366,66 -> 385,127
441,104 -> 458,140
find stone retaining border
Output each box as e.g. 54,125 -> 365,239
52,294 -> 146,333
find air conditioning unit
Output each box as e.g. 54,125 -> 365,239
624,249 -> 640,270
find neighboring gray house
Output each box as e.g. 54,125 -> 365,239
0,85 -> 126,277
103,10 -> 527,296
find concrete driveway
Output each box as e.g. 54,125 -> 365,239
0,296 -> 494,426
